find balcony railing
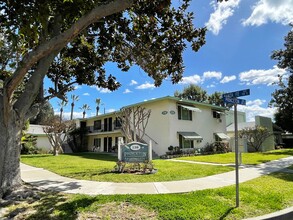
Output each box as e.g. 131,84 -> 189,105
87,123 -> 122,133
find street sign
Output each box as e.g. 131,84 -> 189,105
222,89 -> 250,98
222,89 -> 250,208
223,97 -> 246,105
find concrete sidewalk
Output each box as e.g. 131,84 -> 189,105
20,156 -> 293,195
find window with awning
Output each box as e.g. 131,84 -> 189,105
215,133 -> 230,141
179,105 -> 202,112
177,105 -> 201,121
178,131 -> 203,149
178,132 -> 203,140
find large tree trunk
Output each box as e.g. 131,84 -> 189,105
0,98 -> 23,198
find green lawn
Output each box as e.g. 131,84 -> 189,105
5,171 -> 293,219
20,153 -> 233,182
176,149 -> 293,165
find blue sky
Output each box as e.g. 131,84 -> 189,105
49,0 -> 293,122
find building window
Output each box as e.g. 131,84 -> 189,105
114,117 -> 122,129
94,138 -> 101,147
178,106 -> 192,121
212,111 -> 221,119
94,120 -> 102,130
179,134 -> 194,149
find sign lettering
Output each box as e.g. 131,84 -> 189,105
121,142 -> 149,163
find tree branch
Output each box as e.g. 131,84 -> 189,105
44,81 -> 78,101
5,0 -> 133,101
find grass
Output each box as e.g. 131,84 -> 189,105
20,153 -> 233,182
176,149 -> 293,165
4,171 -> 293,219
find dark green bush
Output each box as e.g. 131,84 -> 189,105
21,135 -> 40,154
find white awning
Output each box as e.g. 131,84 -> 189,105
215,111 -> 225,115
215,133 -> 230,140
178,132 -> 203,140
179,105 -> 202,113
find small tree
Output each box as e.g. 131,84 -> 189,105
117,106 -> 151,143
239,126 -> 272,152
43,117 -> 75,156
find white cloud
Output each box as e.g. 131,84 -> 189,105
205,0 -> 241,35
179,74 -> 202,84
130,80 -> 138,86
238,99 -> 276,122
74,85 -> 82,90
239,66 -> 287,86
83,93 -> 90,96
136,82 -> 155,90
207,84 -> 216,88
246,99 -> 266,106
54,111 -> 84,120
242,0 -> 293,26
123,89 -> 132,94
220,75 -> 236,83
96,87 -> 112,93
203,71 -> 222,80
106,108 -> 116,113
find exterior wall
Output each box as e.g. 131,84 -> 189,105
138,99 -> 173,156
81,113 -> 124,152
228,116 -> 275,152
35,135 -> 52,152
225,110 -> 246,126
80,97 -> 228,156
27,124 -> 52,152
134,99 -> 228,156
255,116 -> 274,151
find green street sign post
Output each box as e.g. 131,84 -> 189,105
223,89 -> 250,208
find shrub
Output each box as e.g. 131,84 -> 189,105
168,145 -> 174,151
203,142 -> 230,154
21,137 -> 40,154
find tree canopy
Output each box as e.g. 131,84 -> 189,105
174,84 -> 225,106
271,25 -> 293,132
0,0 -> 223,198
1,0 -> 206,113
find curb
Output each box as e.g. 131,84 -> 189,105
244,206 -> 293,220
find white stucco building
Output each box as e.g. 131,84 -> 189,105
78,96 -> 230,156
27,124 -> 52,152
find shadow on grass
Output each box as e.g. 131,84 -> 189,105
219,207 -> 235,220
269,171 -> 293,182
21,154 -> 53,159
263,149 -> 293,156
4,192 -> 99,219
64,152 -> 118,162
22,152 -> 118,162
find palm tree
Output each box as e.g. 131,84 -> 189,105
58,100 -> 68,122
70,94 -> 79,120
208,92 -> 225,107
80,104 -> 91,119
95,98 -> 101,116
